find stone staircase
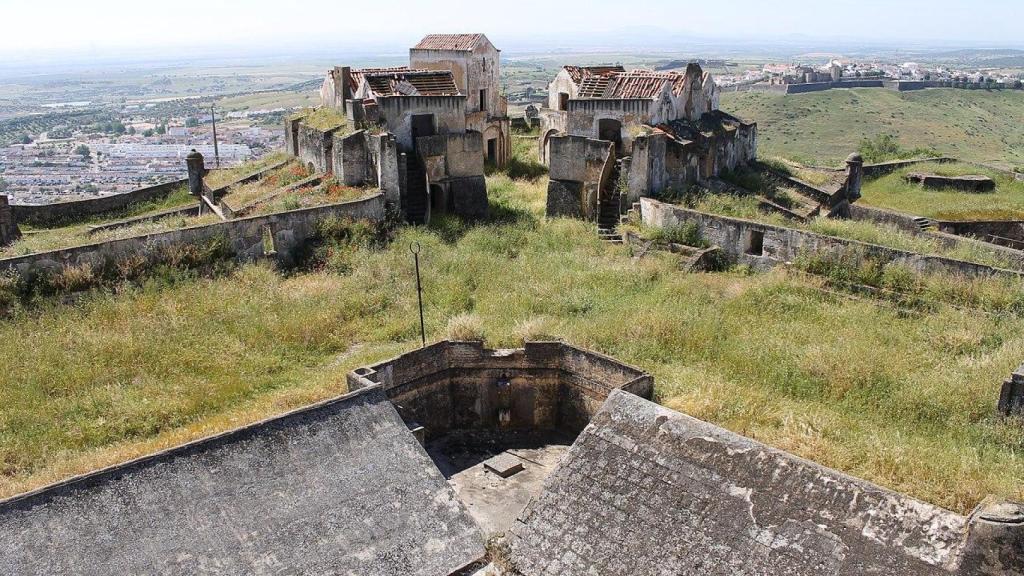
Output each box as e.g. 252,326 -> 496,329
912,216 -> 937,232
405,160 -> 428,225
597,161 -> 623,242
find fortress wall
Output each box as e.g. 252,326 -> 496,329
0,193 -> 385,279
296,124 -> 344,174
11,178 -> 188,228
641,198 -> 1023,279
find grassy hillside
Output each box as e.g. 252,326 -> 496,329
721,88 -> 1024,169
1,169 -> 1022,515
860,161 -> 1024,220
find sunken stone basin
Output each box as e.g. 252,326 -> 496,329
906,172 -> 996,192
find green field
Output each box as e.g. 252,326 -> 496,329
1,161 -> 1023,515
860,161 -> 1024,220
721,88 -> 1024,169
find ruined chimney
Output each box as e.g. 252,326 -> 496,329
998,364 -> 1024,416
845,152 -> 864,202
0,195 -> 21,247
185,149 -> 205,197
337,66 -> 352,114
959,497 -> 1024,575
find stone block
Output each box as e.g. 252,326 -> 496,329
483,453 -> 525,478
448,176 -> 488,220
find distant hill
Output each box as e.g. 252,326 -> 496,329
721,88 -> 1024,169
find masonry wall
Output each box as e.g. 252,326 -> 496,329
937,220 -> 1024,244
347,341 -> 653,439
296,124 -> 343,174
10,179 -> 188,228
547,136 -> 614,220
377,96 -> 467,151
641,198 -> 1023,279
333,130 -> 370,186
0,194 -> 386,279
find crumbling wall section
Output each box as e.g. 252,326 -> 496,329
0,194 -> 386,279
547,136 -> 614,219
0,196 -> 21,247
376,96 -> 467,151
333,130 -> 370,186
297,123 -> 343,174
641,198 -> 1023,279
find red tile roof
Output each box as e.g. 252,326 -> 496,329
412,34 -> 487,52
576,71 -> 688,99
563,65 -> 625,85
362,69 -> 461,97
348,67 -> 410,90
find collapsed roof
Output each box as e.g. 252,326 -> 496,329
359,69 -> 461,98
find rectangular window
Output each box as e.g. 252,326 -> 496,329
479,89 -> 487,111
744,229 -> 764,256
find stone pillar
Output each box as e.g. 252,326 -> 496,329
998,365 -> 1024,416
186,149 -> 205,197
845,152 -> 864,202
959,497 -> 1024,575
0,195 -> 21,247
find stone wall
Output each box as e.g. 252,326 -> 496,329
0,385 -> 485,575
641,198 -> 1023,279
333,130 -> 370,186
506,389 -> 1024,575
347,340 -> 653,440
546,136 -> 614,220
377,96 -> 467,151
417,132 -> 488,220
0,194 -> 386,279
1000,365 -> 1024,416
862,157 -> 956,178
296,123 -> 344,174
937,220 -> 1024,245
10,178 -> 188,228
0,196 -> 20,246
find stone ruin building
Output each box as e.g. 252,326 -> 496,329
538,63 -> 758,232
290,33 -> 511,224
1,340 -> 1020,575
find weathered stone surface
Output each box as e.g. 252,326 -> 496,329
507,389 -> 977,575
0,195 -> 20,247
0,386 -> 485,575
907,172 -> 996,192
547,179 -> 585,219
449,175 -> 489,220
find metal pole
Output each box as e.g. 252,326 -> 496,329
411,242 -> 426,347
210,104 -> 220,168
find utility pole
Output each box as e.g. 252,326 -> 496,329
411,242 -> 426,347
210,104 -> 220,168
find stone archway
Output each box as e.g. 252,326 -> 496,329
539,129 -> 559,165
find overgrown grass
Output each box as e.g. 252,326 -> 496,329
2,142 -> 1024,517
300,107 -> 349,132
220,162 -> 311,208
204,151 -> 291,190
860,161 -> 1024,221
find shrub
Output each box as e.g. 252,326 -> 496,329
648,222 -> 708,248
446,312 -> 485,341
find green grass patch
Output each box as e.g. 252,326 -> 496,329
860,161 -> 1024,221
721,88 -> 1024,169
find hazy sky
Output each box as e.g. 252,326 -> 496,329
2,0 -> 1022,58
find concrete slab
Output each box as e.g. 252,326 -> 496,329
427,431 -> 571,535
483,452 -> 525,478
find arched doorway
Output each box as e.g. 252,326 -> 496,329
540,129 -> 559,165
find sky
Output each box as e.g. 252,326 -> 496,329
2,0 -> 1022,60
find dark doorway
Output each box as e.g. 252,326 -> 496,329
487,138 -> 497,165
598,118 -> 623,154
411,114 -> 436,143
429,183 -> 446,218
745,230 -> 765,256
558,93 -> 569,111
479,89 -> 487,112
